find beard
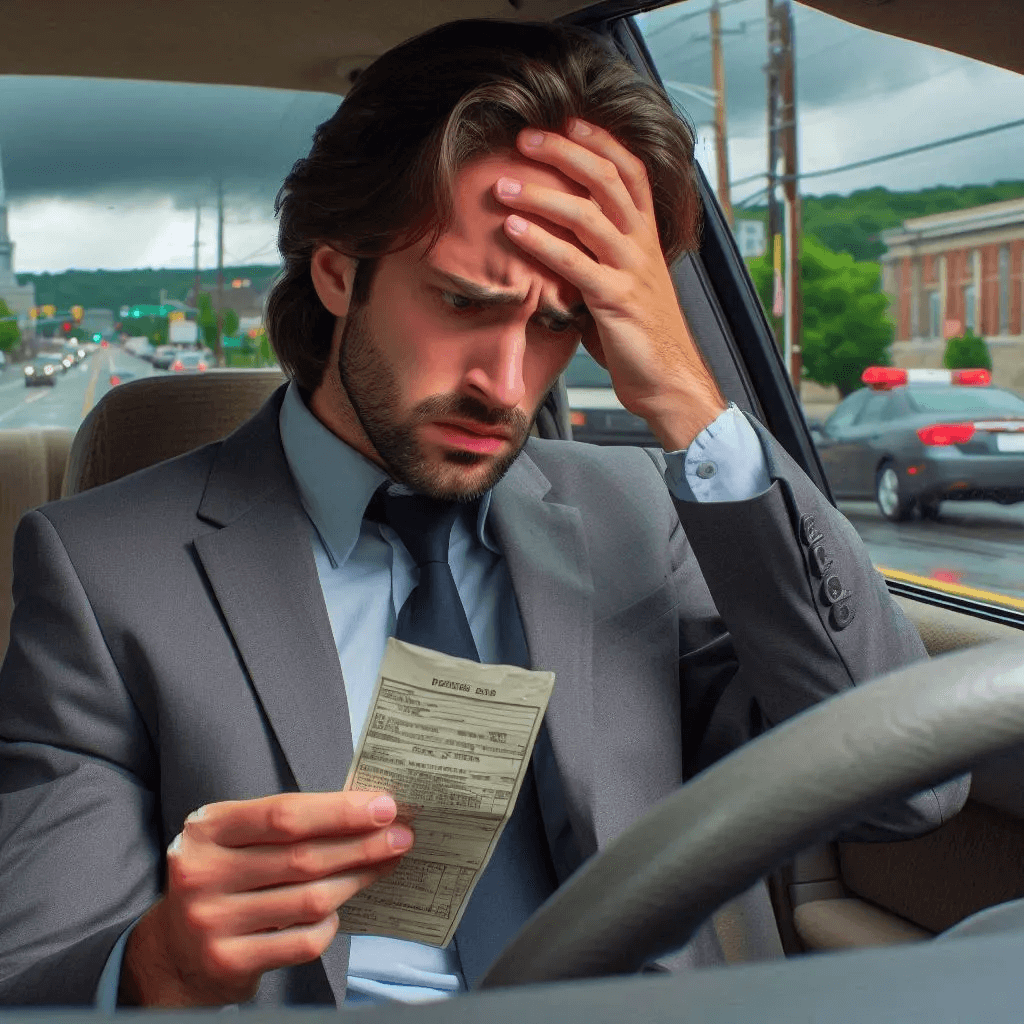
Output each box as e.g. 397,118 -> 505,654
337,300 -> 536,502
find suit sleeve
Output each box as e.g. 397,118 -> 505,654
0,511 -> 162,1005
651,418 -> 969,841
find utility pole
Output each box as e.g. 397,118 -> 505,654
216,181 -> 225,368
709,0 -> 733,228
765,0 -> 801,390
193,198 -> 201,318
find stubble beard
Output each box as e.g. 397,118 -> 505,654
337,300 -> 536,502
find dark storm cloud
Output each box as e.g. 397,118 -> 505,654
641,2 -> 985,138
0,76 -> 342,207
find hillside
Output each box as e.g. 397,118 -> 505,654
739,180 -> 1024,262
14,264 -> 282,315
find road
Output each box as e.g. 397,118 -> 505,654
1,352 -> 1022,607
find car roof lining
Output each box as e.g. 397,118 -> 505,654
1,1 -> 1019,92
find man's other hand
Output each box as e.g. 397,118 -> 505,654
119,791 -> 413,1007
494,119 -> 726,451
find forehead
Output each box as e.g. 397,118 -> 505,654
407,150 -> 591,291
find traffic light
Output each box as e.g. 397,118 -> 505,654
71,305 -> 84,321
62,321 -> 72,333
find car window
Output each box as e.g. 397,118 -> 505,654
0,77 -> 339,432
564,349 -> 613,388
853,391 -> 891,425
906,387 -> 1024,416
636,1 -> 1024,617
822,389 -> 868,433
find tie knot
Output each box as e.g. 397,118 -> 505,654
369,488 -> 468,567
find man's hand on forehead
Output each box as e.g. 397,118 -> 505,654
492,120 -> 726,452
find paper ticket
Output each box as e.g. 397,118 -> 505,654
338,637 -> 556,947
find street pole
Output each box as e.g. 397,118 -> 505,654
193,198 -> 201,321
216,181 -> 225,368
779,0 -> 803,390
709,0 -> 734,228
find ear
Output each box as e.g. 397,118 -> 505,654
310,245 -> 359,317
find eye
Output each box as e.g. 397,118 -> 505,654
441,291 -> 480,312
541,317 -> 577,334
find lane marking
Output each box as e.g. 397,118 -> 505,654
878,565 -> 1024,612
81,350 -> 109,418
0,386 -> 50,423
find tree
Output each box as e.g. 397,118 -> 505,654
0,299 -> 20,354
943,328 -> 992,371
222,308 -> 240,338
747,234 -> 893,396
197,292 -> 238,348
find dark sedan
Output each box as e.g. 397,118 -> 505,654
22,354 -> 62,387
812,367 -> 1024,522
564,347 -> 659,447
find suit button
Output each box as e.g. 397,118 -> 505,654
809,542 -> 834,577
800,513 -> 823,547
696,461 -> 717,479
822,574 -> 846,604
831,601 -> 855,630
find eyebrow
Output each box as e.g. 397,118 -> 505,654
429,268 -> 589,323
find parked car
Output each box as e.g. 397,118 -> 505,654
22,354 -> 61,386
564,346 -> 659,446
812,367 -> 1024,521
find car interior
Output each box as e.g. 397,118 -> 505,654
2,0 -> 1024,1018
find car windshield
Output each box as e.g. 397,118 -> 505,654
906,387 -> 1024,416
564,350 -> 613,388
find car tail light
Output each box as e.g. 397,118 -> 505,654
952,368 -> 991,386
917,422 -> 975,446
109,375 -> 121,386
171,360 -> 184,371
198,361 -> 208,371
570,411 -> 586,427
861,367 -> 907,388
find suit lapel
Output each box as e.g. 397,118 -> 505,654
490,449 -> 598,865
191,387 -> 352,1003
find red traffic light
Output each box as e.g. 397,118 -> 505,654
62,321 -> 72,332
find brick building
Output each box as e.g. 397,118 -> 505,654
879,198 -> 1024,390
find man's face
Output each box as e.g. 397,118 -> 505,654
315,151 -> 591,501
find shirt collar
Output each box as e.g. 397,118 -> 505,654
278,380 -> 498,566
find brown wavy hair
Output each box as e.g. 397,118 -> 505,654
266,18 -> 701,391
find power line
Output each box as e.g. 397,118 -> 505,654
642,0 -> 756,39
727,116 -> 1024,189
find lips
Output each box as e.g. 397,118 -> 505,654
429,421 -> 513,454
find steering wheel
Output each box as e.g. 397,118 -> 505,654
479,637 -> 1024,988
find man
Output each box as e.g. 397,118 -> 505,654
0,18 -> 966,1009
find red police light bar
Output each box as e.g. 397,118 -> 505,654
917,423 -> 975,446
862,367 -> 992,390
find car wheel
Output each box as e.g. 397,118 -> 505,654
875,462 -> 913,523
919,497 -> 942,521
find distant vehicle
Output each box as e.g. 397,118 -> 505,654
123,336 -> 155,360
80,308 -> 116,343
151,345 -> 181,370
564,346 -> 659,447
811,367 -> 1024,522
23,354 -> 62,387
169,351 -> 209,373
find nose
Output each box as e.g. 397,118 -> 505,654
462,320 -> 528,411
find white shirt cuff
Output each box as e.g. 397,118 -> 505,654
663,403 -> 772,502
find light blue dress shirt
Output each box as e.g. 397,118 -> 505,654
95,386 -> 770,1011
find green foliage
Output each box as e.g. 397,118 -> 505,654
196,292 -> 239,349
123,314 -> 167,345
740,180 -> 1024,262
0,299 -> 20,352
222,308 -> 240,338
15,264 -> 280,315
943,328 -> 992,371
747,235 -> 893,396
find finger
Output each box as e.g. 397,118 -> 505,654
185,866 -> 390,938
503,214 -> 609,298
518,124 -> 653,226
183,791 -> 398,849
494,178 -> 626,267
200,824 -> 414,895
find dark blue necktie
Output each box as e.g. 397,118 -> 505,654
370,487 -> 560,987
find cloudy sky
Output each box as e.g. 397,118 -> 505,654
2,0 -> 1023,274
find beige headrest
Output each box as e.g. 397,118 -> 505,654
63,369 -> 286,496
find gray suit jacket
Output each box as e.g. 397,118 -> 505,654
0,386 -> 967,1005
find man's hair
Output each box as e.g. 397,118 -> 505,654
266,18 -> 701,392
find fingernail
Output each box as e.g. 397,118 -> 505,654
369,794 -> 397,824
506,215 -> 528,235
185,805 -> 206,824
572,120 -> 593,137
524,130 -> 544,147
386,825 -> 413,851
496,177 -> 522,197
167,833 -> 182,855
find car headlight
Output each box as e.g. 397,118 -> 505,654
44,365 -> 54,374
24,367 -> 34,375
